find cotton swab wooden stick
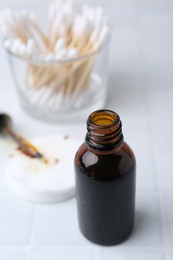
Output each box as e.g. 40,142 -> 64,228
0,112 -> 48,163
29,13 -> 50,48
1,0 -> 109,110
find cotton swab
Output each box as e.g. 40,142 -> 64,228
0,0 -> 109,111
54,38 -> 66,53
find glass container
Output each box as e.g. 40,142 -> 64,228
5,42 -> 109,122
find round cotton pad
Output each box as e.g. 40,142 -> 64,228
5,134 -> 81,204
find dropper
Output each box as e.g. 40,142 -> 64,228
0,112 -> 48,163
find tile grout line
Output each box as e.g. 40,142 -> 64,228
138,5 -> 170,246
1,244 -> 173,250
138,11 -> 168,251
25,204 -> 38,259
148,86 -> 171,250
156,154 -> 170,251
146,109 -> 167,250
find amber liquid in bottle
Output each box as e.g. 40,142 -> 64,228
74,109 -> 136,245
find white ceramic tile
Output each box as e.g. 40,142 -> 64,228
106,5 -> 142,65
135,150 -> 158,192
148,90 -> 173,149
144,64 -> 173,90
109,11 -> 141,64
161,195 -> 173,246
100,248 -> 163,260
121,116 -> 152,150
148,89 -> 173,117
29,247 -> 95,260
0,247 -> 26,260
111,27 -> 141,64
142,34 -> 173,64
31,199 -> 89,246
123,193 -> 164,247
157,151 -> 173,191
108,4 -> 140,26
139,4 -> 173,26
140,5 -> 173,64
107,73 -> 148,117
107,4 -> 140,39
0,191 -> 34,245
165,252 -> 173,260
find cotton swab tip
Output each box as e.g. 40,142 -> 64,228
45,53 -> 54,62
68,48 -> 78,59
54,38 -> 66,52
4,39 -> 12,49
19,44 -> 27,57
26,39 -> 35,56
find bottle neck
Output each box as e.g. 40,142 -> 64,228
85,109 -> 124,154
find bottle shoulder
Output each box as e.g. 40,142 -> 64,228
75,142 -> 136,180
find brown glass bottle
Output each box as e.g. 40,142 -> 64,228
74,109 -> 136,245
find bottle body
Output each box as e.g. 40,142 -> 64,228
74,109 -> 136,245
75,141 -> 136,245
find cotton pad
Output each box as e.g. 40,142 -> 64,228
5,134 -> 81,204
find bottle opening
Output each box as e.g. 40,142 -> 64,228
86,109 -> 123,153
89,110 -> 119,127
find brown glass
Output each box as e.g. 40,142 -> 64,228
74,109 -> 136,245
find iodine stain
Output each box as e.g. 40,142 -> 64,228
54,158 -> 59,164
17,146 -> 35,158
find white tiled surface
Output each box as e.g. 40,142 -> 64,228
99,249 -> 164,260
0,191 -> 34,245
0,2 -> 173,260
